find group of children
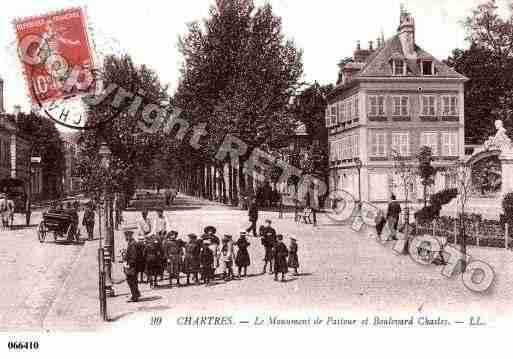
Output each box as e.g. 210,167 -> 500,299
123,209 -> 300,288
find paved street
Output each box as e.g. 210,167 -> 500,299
2,194 -> 513,331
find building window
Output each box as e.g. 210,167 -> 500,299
422,60 -> 434,75
421,95 -> 436,117
330,105 -> 337,127
392,96 -> 409,116
353,134 -> 359,156
393,59 -> 405,75
420,132 -> 438,156
354,96 -> 359,118
340,102 -> 346,124
325,108 -> 329,127
368,95 -> 386,117
441,132 -> 458,157
371,132 -> 387,157
391,132 -> 410,157
442,95 -> 458,116
347,99 -> 352,120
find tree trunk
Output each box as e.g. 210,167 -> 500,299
228,159 -> 233,204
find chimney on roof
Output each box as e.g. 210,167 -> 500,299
356,40 -> 361,50
398,4 -> 416,59
369,41 -> 374,51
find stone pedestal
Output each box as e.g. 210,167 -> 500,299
500,151 -> 513,198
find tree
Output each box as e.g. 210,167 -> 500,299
390,149 -> 417,250
16,112 -> 66,199
174,0 -> 303,199
417,146 -> 436,207
447,1 -> 513,143
78,54 -> 170,199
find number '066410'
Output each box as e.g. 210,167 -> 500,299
8,341 -> 39,350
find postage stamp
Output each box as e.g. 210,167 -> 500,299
13,7 -> 96,106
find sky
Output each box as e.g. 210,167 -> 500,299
0,0 -> 510,115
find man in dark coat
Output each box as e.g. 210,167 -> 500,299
82,202 -> 95,241
246,198 -> 259,237
386,194 -> 402,239
273,234 -> 288,282
162,230 -> 184,287
260,219 -> 276,274
123,226 -> 141,302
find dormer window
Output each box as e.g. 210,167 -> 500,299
393,59 -> 406,75
422,60 -> 434,75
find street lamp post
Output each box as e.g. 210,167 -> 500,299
355,158 -> 362,203
99,142 -> 115,297
456,160 -> 471,272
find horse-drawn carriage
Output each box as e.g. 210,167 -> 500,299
38,204 -> 80,243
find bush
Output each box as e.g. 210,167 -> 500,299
414,188 -> 458,224
430,188 -> 458,207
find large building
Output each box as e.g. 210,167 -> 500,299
327,7 -> 467,203
0,79 -> 43,199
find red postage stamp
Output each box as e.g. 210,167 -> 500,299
13,7 -> 96,105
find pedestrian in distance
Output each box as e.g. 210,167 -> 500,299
235,232 -> 251,278
375,209 -> 387,241
273,234 -> 288,282
287,237 -> 299,276
82,201 -> 95,241
246,197 -> 259,237
137,208 -> 152,239
162,230 -> 184,287
135,234 -> 147,283
386,194 -> 401,240
260,219 -> 276,274
220,234 -> 235,281
123,225 -> 141,302
200,239 -> 215,286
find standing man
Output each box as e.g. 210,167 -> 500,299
386,194 -> 402,240
246,197 -> 259,237
123,225 -> 141,302
82,201 -> 96,241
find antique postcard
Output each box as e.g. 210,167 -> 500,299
0,0 -> 511,357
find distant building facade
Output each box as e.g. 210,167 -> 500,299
327,7 -> 467,203
61,132 -> 82,195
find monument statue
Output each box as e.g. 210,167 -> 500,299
484,120 -> 513,152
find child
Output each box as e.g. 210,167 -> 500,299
235,232 -> 251,278
184,234 -> 201,285
273,234 -> 288,282
287,237 -> 299,276
220,235 -> 235,281
260,219 -> 276,274
200,240 -> 215,285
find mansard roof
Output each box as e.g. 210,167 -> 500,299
356,35 -> 467,79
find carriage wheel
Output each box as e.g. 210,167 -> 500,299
37,222 -> 47,243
